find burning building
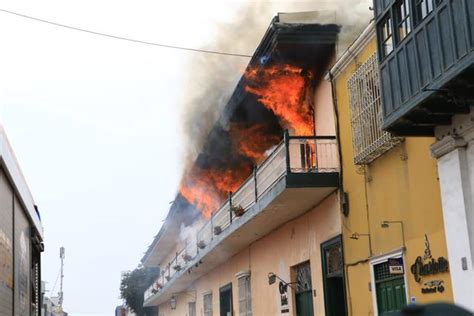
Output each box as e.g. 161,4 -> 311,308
141,12 -> 346,316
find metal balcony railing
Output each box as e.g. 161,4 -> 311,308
144,134 -> 339,301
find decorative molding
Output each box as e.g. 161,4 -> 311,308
430,136 -> 467,159
235,270 -> 251,279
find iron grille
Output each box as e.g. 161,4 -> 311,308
325,244 -> 343,277
347,53 -> 402,165
295,262 -> 312,293
374,261 -> 391,282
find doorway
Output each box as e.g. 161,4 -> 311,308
294,261 -> 314,316
321,235 -> 347,316
219,283 -> 233,316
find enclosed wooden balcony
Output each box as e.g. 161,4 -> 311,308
143,135 -> 339,306
374,0 -> 474,135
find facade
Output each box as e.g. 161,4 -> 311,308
141,13 -> 348,316
373,0 -> 474,312
330,22 -> 454,315
0,124 -> 44,316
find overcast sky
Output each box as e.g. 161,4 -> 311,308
0,0 -> 368,314
0,0 -> 261,314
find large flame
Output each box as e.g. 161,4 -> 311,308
245,64 -> 314,136
179,63 -> 314,218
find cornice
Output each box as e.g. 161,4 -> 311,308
430,136 -> 467,159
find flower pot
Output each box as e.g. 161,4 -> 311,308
182,254 -> 192,262
214,225 -> 222,235
232,205 -> 245,217
197,240 -> 206,249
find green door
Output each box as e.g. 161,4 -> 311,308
374,260 -> 407,315
294,262 -> 314,316
296,290 -> 314,316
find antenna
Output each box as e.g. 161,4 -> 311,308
58,247 -> 65,311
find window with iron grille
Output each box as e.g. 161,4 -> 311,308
295,262 -> 312,294
347,53 -> 401,165
238,275 -> 252,316
203,292 -> 213,316
188,302 -> 196,316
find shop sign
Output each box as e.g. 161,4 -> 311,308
421,280 -> 445,294
388,257 -> 404,275
279,281 -> 289,313
410,234 -> 449,294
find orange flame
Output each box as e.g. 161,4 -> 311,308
179,164 -> 252,218
180,64 -> 315,218
229,123 -> 280,164
245,64 -> 314,136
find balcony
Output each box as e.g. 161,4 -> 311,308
144,135 -> 339,306
374,0 -> 474,136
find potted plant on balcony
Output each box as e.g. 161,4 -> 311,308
214,225 -> 222,235
165,275 -> 171,281
172,264 -> 182,272
232,205 -> 245,217
182,253 -> 192,262
197,240 -> 206,249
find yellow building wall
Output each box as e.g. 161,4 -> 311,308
157,192 -> 341,316
333,36 -> 454,315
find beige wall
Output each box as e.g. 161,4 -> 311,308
158,192 -> 341,316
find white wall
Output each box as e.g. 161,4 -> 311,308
432,108 -> 474,312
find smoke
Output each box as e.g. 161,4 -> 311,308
178,0 -> 372,166
179,220 -> 204,248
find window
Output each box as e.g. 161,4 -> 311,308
203,292 -> 213,316
380,15 -> 394,57
347,54 -> 402,165
395,0 -> 411,42
413,0 -> 434,25
189,302 -> 196,316
238,273 -> 252,316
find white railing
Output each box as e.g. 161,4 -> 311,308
145,135 -> 339,301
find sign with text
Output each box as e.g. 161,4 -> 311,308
388,257 -> 404,275
279,281 -> 289,313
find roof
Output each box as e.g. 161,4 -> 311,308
0,124 -> 43,240
141,12 -> 340,267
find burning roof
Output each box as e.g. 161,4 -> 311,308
142,13 -> 339,266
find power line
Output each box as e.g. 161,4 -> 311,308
0,8 -> 253,58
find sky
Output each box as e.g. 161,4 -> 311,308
0,0 -> 371,314
0,0 -> 256,314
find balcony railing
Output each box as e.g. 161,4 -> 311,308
144,134 -> 339,301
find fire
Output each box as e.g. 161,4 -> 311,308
179,64 -> 316,218
229,123 -> 281,163
179,163 -> 252,218
245,64 -> 314,136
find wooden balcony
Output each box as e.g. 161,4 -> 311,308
374,0 -> 474,136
